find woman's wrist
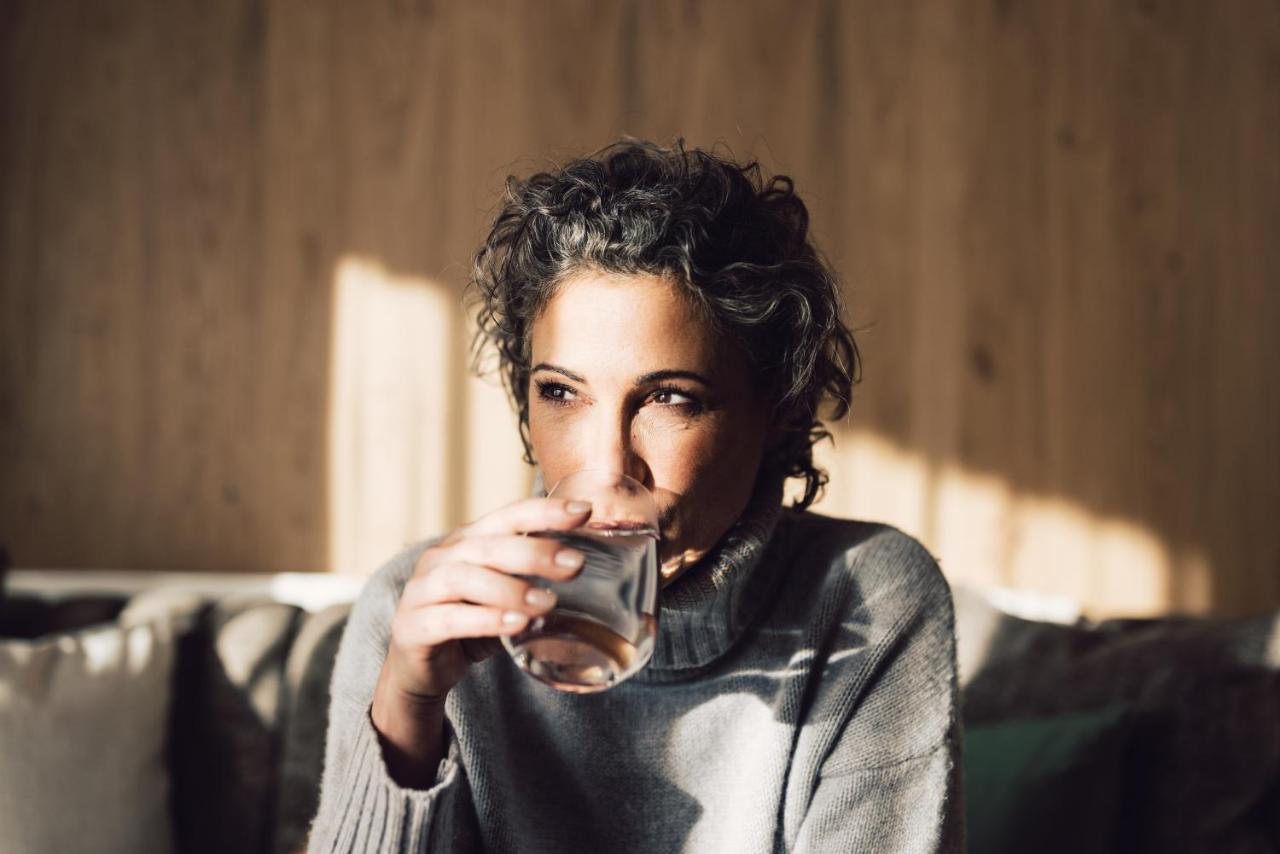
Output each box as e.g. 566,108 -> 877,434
371,667 -> 449,790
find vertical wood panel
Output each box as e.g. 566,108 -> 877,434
2,0 -> 1276,615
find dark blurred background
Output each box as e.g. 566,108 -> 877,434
1,0 -> 1276,618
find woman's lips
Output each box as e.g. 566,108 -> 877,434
585,519 -> 650,531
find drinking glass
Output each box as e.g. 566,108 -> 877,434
502,470 -> 659,693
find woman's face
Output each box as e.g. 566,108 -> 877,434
528,270 -> 776,582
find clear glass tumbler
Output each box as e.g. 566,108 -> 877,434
502,470 -> 659,693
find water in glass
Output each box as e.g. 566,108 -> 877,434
503,526 -> 658,693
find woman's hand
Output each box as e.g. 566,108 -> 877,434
370,497 -> 590,786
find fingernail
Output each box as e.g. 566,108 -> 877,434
525,587 -> 555,609
566,500 -> 592,514
554,549 -> 584,569
502,611 -> 526,626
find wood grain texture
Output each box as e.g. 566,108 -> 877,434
1,0 -> 1276,615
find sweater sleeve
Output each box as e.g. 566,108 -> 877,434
307,544 -> 480,853
792,530 -> 967,854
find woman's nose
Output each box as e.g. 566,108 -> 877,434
585,411 -> 651,487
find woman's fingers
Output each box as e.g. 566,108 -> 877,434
404,561 -> 559,614
384,497 -> 592,694
457,496 -> 593,539
442,533 -> 584,581
382,499 -> 591,701
394,602 -> 535,648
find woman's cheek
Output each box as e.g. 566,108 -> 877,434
636,416 -> 721,484
528,410 -> 581,474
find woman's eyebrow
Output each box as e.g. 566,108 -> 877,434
634,369 -> 713,387
531,362 -> 586,382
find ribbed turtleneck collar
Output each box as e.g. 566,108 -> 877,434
533,465 -> 792,678
639,465 -> 790,677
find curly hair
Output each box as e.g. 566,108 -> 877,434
469,138 -> 860,510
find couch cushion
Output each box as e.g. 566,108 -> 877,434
168,596 -> 304,854
962,608 -> 1280,853
965,704 -> 1135,854
272,604 -> 351,854
0,592 -> 126,640
0,589 -> 198,854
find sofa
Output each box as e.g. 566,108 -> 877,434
1,571 -> 1277,854
0,575 -> 353,854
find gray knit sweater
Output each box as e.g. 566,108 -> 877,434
308,473 -> 966,853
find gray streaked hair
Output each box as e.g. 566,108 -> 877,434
469,138 -> 860,510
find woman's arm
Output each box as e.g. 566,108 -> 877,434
306,544 -> 479,854
308,497 -> 590,852
370,681 -> 449,791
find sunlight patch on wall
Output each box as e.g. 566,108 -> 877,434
328,257 -> 453,576
934,463 -> 1014,590
806,430 -> 930,538
1006,495 -> 1097,601
464,370 -> 535,522
812,430 -> 1211,617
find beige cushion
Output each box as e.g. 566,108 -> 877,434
0,590 -> 198,854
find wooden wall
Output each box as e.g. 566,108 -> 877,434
2,0 -> 1276,616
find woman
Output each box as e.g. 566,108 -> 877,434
309,140 -> 964,853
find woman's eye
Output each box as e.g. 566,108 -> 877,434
650,387 -> 702,412
536,381 -> 576,405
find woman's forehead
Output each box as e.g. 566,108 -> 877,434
530,272 -> 735,378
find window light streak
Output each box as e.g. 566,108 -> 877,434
812,429 -> 1210,618
328,257 -> 454,576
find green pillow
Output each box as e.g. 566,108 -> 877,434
964,705 -> 1134,854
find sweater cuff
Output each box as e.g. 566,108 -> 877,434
308,706 -> 463,853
